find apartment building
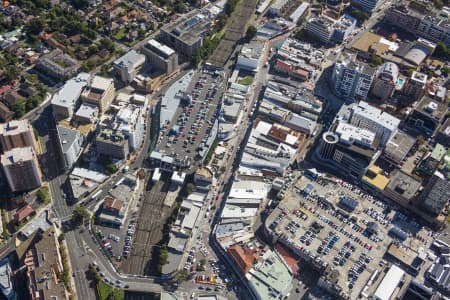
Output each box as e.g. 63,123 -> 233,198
403,71 -> 428,102
331,51 -> 376,102
1,146 -> 42,192
385,2 -> 450,47
36,49 -> 80,79
24,227 -> 68,300
406,96 -> 448,137
81,75 -> 115,112
141,39 -> 178,74
350,101 -> 400,146
0,119 -> 38,152
304,17 -> 335,44
371,62 -> 399,102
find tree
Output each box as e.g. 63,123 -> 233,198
70,0 -> 90,9
25,17 -> 45,36
371,55 -> 383,66
245,25 -> 257,42
72,206 -> 89,225
416,135 -> 425,146
186,183 -> 195,194
105,163 -> 118,175
100,38 -> 115,53
12,103 -> 26,118
37,187 -> 51,204
4,65 -> 20,81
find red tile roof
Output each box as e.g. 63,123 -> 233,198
14,204 -> 35,223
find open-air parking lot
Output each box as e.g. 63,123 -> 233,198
266,173 -> 437,298
156,69 -> 224,170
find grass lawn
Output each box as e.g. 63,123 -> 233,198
97,280 -> 124,300
238,75 -> 254,86
113,28 -> 126,41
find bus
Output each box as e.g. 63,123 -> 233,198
91,189 -> 103,201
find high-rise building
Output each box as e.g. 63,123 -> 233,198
141,39 -> 178,74
96,129 -> 129,160
403,71 -> 427,102
350,101 -> 400,146
1,146 -> 42,192
371,62 -> 399,102
81,75 -> 115,112
112,50 -> 145,83
318,124 -> 379,178
56,126 -> 85,170
350,0 -> 381,13
0,120 -> 38,152
331,51 -> 376,102
419,172 -> 450,217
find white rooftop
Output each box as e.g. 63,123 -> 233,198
1,146 -> 34,166
373,265 -> 404,300
51,73 -> 90,108
336,122 -> 375,147
146,39 -> 175,56
71,167 -> 107,183
221,205 -> 258,219
90,75 -> 113,90
352,101 -> 400,131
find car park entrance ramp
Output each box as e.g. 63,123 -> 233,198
207,0 -> 258,68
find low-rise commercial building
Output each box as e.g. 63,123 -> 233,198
113,50 -> 145,83
81,75 -> 115,112
236,42 -> 265,72
141,39 -> 178,74
1,146 -> 42,192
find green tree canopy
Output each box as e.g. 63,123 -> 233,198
72,206 -> 89,225
245,25 -> 257,42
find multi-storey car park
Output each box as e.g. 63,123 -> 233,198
264,172 -> 437,299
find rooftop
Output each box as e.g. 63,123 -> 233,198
384,130 -> 416,163
247,250 -> 293,300
386,169 -> 421,200
51,72 -> 90,108
362,165 -> 390,190
57,126 -> 80,154
113,50 -> 145,69
352,101 -> 401,131
145,39 -> 176,57
414,96 -> 447,120
75,103 -> 99,122
0,119 -> 31,137
335,122 -> 376,148
0,258 -> 14,300
161,10 -> 211,45
1,146 -> 35,166
89,75 -> 113,91
71,167 -> 107,183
